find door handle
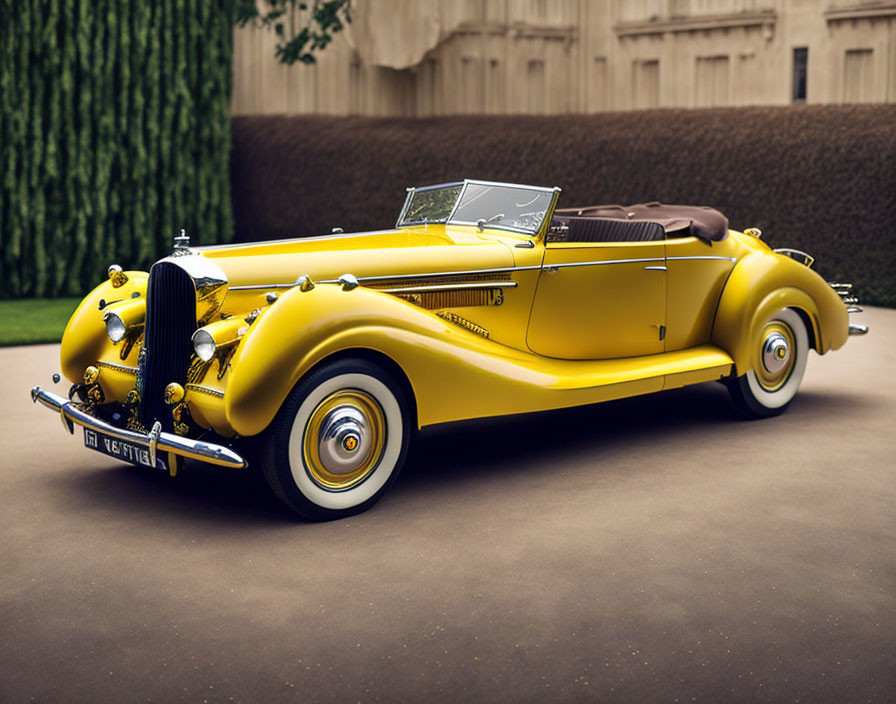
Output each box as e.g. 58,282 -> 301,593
644,265 -> 667,271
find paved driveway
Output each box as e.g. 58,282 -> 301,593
2,307 -> 894,702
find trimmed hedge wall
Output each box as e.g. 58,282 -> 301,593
0,0 -> 235,299
231,106 -> 896,307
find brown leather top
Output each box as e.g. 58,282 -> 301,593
554,201 -> 729,242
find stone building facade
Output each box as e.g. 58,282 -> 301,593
231,0 -> 896,115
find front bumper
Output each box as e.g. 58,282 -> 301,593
30,386 -> 246,469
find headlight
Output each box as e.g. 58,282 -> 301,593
104,312 -> 127,343
192,329 -> 217,362
102,298 -> 145,343
192,318 -> 248,362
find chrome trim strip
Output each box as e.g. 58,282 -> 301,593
96,361 -> 138,375
375,282 -> 518,294
186,384 -> 225,399
353,265 -> 542,283
229,265 -> 543,291
229,256 -> 738,291
465,179 -> 559,192
30,387 -> 245,469
548,257 -> 665,269
228,283 -> 298,291
644,265 -> 667,271
667,256 -> 737,262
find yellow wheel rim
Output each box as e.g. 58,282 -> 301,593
302,389 -> 386,492
755,320 -> 796,392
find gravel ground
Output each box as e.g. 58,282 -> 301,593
2,306 -> 894,703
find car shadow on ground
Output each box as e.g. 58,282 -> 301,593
54,381 -> 869,525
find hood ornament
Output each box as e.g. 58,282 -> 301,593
172,229 -> 190,255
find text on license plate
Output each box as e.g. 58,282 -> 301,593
84,428 -> 167,471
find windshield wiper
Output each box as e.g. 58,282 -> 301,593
476,213 -> 505,232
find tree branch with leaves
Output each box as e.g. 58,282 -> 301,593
236,0 -> 352,65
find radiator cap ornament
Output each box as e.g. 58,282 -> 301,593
173,229 -> 190,255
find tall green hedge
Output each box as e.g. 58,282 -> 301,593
0,0 -> 235,299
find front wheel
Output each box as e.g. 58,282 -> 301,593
261,358 -> 412,520
727,308 -> 809,419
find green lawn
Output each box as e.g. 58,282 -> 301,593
0,298 -> 81,346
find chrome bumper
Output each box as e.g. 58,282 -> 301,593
848,324 -> 869,336
30,386 -> 246,469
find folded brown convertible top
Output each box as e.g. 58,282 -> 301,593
554,201 -> 729,242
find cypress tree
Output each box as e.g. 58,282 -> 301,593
0,0 -> 236,298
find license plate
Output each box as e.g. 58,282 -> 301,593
83,428 -> 167,471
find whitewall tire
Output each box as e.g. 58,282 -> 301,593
261,358 -> 412,520
728,308 -> 809,418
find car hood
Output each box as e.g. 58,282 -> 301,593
195,226 -> 515,288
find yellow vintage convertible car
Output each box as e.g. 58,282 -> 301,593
32,180 -> 867,519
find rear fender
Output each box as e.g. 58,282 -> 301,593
712,253 -> 848,376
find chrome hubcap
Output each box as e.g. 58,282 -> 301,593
755,320 -> 797,392
303,389 -> 386,492
318,406 -> 371,476
762,332 -> 791,374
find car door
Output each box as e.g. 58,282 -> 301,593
663,235 -> 737,351
526,220 -> 666,360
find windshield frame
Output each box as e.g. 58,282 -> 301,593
397,179 -> 561,237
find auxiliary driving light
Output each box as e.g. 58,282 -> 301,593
192,318 -> 247,362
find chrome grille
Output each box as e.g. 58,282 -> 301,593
139,262 -> 196,430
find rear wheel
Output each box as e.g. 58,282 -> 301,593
727,308 -> 809,418
261,358 -> 411,520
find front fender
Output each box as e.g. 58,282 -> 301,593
60,272 -> 149,383
712,252 -> 848,376
225,284 -> 489,436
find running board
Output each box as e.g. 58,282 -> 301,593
414,338 -> 736,427
533,344 -> 735,392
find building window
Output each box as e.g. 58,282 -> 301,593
590,57 -> 608,113
695,56 -> 729,107
419,59 -> 441,117
527,60 -> 546,114
792,48 -> 807,103
461,57 -> 481,113
348,54 -> 363,116
843,49 -> 873,102
633,59 -> 659,109
485,59 -> 505,114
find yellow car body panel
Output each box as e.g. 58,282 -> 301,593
528,240 -> 666,359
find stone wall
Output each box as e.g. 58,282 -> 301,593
230,105 -> 896,306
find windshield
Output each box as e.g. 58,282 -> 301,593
450,182 -> 554,235
397,180 -> 557,235
397,183 -> 463,226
